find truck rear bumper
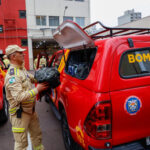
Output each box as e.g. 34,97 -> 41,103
88,141 -> 149,150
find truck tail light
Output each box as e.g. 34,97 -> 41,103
84,100 -> 112,140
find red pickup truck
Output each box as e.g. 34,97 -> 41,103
0,54 -> 9,123
48,20 -> 150,150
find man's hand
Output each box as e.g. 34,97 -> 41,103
36,82 -> 49,93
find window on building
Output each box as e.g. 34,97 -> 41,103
49,16 -> 59,26
63,16 -> 73,22
36,16 -> 46,26
21,39 -> 28,46
0,25 -> 3,33
75,0 -> 84,1
0,0 -> 1,5
19,10 -> 26,18
75,17 -> 85,27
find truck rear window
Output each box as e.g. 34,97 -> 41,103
65,48 -> 97,79
120,48 -> 150,78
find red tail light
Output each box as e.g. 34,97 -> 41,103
84,100 -> 112,140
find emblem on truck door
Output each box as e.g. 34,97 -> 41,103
125,96 -> 142,115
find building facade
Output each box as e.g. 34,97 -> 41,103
117,16 -> 150,28
26,0 -> 91,69
0,0 -> 29,69
0,0 -> 90,70
118,9 -> 141,26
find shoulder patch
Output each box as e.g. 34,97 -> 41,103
9,68 -> 15,75
9,77 -> 16,84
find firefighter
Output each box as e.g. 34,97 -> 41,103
34,54 -> 39,70
34,55 -> 46,69
40,56 -> 46,68
3,55 -> 10,68
4,45 -> 49,150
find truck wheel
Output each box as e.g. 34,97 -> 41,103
61,110 -> 83,150
0,93 -> 9,123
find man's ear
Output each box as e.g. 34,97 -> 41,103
10,53 -> 15,61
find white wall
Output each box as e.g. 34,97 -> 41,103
26,0 -> 91,69
26,0 -> 90,30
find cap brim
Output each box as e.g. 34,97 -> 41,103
17,48 -> 26,52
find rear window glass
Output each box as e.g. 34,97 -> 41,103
65,48 -> 97,79
120,48 -> 150,78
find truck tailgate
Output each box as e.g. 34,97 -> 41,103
110,86 -> 150,146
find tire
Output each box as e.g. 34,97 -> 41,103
61,110 -> 84,150
0,93 -> 9,123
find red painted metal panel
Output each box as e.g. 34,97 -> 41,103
0,0 -> 29,69
110,36 -> 150,146
0,77 -> 3,110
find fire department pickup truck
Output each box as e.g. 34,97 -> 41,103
48,20 -> 150,150
0,54 -> 8,123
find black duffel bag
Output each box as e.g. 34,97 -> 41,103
34,67 -> 60,89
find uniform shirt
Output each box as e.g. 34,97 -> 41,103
5,64 -> 38,115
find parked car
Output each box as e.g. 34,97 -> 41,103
49,20 -> 150,150
0,54 -> 9,123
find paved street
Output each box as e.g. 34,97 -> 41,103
0,98 -> 66,150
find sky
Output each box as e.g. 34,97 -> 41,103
90,0 -> 150,27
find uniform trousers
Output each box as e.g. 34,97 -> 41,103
10,112 -> 44,150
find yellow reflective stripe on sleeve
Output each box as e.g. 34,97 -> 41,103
29,89 -> 36,97
22,99 -> 34,103
33,144 -> 44,150
12,127 -> 25,133
31,89 -> 36,96
31,97 -> 34,100
9,107 -> 17,114
29,91 -> 33,97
